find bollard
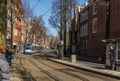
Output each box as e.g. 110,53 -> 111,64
71,54 -> 76,63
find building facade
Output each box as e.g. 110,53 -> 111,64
109,0 -> 120,39
12,0 -> 24,48
76,0 -> 106,57
75,0 -> 120,58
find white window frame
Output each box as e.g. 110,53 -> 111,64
81,26 -> 83,36
13,28 -> 17,35
86,23 -> 88,35
92,18 -> 97,33
93,4 -> 97,15
83,25 -> 85,36
85,40 -> 88,48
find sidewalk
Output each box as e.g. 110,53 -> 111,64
47,57 -> 120,79
10,59 -> 23,81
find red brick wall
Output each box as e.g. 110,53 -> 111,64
78,0 -> 120,58
79,1 -> 106,57
110,0 -> 120,38
88,3 -> 106,57
13,21 -> 22,44
12,0 -> 23,45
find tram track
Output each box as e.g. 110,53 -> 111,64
33,54 -> 119,81
15,57 -> 36,81
28,58 -> 61,81
33,55 -> 89,81
12,52 -> 118,81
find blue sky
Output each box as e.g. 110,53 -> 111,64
29,0 -> 87,36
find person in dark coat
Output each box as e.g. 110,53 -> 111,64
0,45 -> 10,81
5,46 -> 14,66
109,44 -> 116,70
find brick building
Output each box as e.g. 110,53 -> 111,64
12,0 -> 24,47
109,0 -> 120,39
76,0 -> 106,57
75,0 -> 120,58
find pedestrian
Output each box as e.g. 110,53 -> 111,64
108,43 -> 116,70
5,46 -> 14,66
0,45 -> 10,81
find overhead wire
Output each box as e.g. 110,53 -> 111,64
40,0 -> 59,17
31,0 -> 41,12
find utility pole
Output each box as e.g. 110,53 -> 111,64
6,0 -> 13,47
105,0 -> 111,68
71,3 -> 77,63
106,0 -> 110,39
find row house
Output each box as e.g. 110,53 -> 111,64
0,0 -> 24,49
75,0 -> 106,58
75,0 -> 120,58
12,0 -> 24,48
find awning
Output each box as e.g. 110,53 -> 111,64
102,38 -> 120,43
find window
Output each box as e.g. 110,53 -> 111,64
81,40 -> 88,48
13,16 -> 17,22
82,40 -> 84,48
84,23 -> 88,36
93,4 -> 97,15
92,18 -> 97,33
13,28 -> 17,35
86,23 -> 88,35
83,25 -> 85,36
85,40 -> 88,48
80,26 -> 83,37
21,37 -> 24,41
80,27 -> 82,36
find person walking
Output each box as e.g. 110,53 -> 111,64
0,45 -> 10,81
5,46 -> 13,66
109,43 -> 116,70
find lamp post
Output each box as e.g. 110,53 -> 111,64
97,0 -> 110,68
70,3 -> 77,63
105,0 -> 111,68
6,0 -> 13,47
105,0 -> 110,39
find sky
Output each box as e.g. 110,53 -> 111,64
28,0 -> 87,36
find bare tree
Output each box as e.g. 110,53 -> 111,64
49,0 -> 77,54
29,16 -> 47,44
22,0 -> 33,18
0,1 -> 7,44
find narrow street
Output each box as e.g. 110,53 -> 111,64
10,50 -> 119,81
1,0 -> 120,81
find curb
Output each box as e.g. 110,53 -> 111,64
48,58 -> 120,79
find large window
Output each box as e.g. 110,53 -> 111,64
92,18 -> 97,33
85,23 -> 88,36
93,4 -> 97,15
85,40 -> 88,48
13,28 -> 17,35
80,9 -> 88,22
80,23 -> 88,36
80,39 -> 88,48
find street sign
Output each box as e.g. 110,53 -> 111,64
6,39 -> 11,45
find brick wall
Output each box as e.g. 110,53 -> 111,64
110,0 -> 120,38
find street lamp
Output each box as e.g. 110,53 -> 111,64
105,0 -> 110,39
6,0 -> 13,47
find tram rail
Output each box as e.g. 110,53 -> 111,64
28,58 -> 61,81
15,57 -> 36,81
